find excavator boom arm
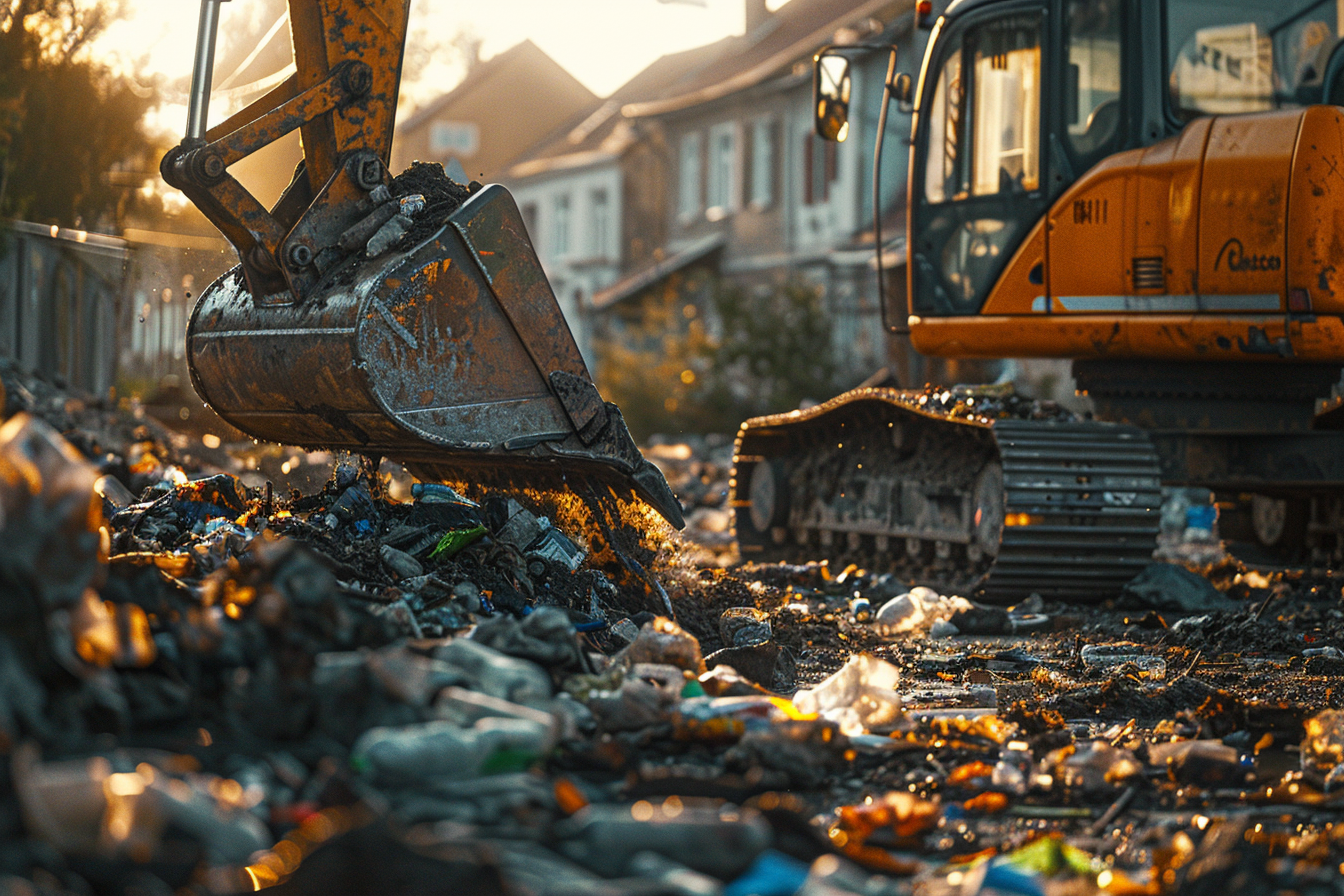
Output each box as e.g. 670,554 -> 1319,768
161,0 -> 411,304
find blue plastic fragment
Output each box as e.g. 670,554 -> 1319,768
724,850 -> 810,896
1185,503 -> 1217,530
572,619 -> 607,633
412,482 -> 478,505
979,861 -> 1046,896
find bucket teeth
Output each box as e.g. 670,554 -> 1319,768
631,462 -> 685,530
601,406 -> 685,529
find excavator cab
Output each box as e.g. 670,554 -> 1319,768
902,0 -> 1344,360
162,0 -> 682,528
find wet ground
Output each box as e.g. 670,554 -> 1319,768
2,359 -> 1344,895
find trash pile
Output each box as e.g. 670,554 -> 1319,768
3,360 -> 1344,895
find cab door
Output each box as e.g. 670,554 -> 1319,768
911,3 -> 1052,318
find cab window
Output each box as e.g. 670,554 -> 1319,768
923,34 -> 965,203
917,11 -> 1044,313
971,15 -> 1042,195
1066,0 -> 1122,160
923,14 -> 1043,203
1167,0 -> 1338,118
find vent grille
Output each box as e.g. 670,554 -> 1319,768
1132,256 -> 1165,292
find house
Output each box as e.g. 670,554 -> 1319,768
502,0 -> 984,404
499,42 -> 731,364
392,40 -> 598,183
615,0 -> 931,387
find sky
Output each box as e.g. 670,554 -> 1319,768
94,0 -> 766,135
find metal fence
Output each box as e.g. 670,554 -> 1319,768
0,221 -> 127,396
118,227 -> 234,390
0,220 -> 238,399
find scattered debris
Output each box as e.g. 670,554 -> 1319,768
0,360 -> 1342,894
1121,562 -> 1238,614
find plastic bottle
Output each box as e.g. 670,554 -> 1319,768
673,695 -> 807,741
1053,741 -> 1141,792
0,413 -> 103,612
351,716 -> 551,785
433,638 -> 553,705
991,740 -> 1033,795
1301,709 -> 1344,784
556,800 -> 771,879
1079,643 -> 1166,679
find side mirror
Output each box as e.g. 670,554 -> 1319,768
892,71 -> 913,112
813,52 -> 852,142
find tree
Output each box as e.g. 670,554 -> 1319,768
0,0 -> 158,230
595,271 -> 848,439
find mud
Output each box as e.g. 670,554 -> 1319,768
389,160 -> 477,247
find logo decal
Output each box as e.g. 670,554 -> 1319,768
1215,237 -> 1280,273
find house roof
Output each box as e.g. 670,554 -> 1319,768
398,40 -> 595,135
621,0 -> 914,118
505,0 -> 912,181
590,234 -> 727,309
504,38 -> 732,180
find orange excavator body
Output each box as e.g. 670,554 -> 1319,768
912,106 -> 1344,363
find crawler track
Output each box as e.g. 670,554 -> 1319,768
732,388 -> 1162,602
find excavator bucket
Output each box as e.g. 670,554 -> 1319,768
163,0 -> 681,528
187,182 -> 684,528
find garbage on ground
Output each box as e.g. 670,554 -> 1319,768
1079,643 -> 1168,679
1301,709 -> 1344,788
1120,562 -> 1238,614
1154,487 -> 1225,566
872,586 -> 972,635
792,654 -> 902,735
0,360 -> 1341,894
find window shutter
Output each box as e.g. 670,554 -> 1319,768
824,141 -> 838,201
803,134 -> 815,205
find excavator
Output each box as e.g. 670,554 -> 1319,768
160,0 -> 684,539
733,0 -> 1344,600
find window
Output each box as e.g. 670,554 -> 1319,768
804,133 -> 838,204
678,132 -> 703,219
1167,0 -> 1336,118
429,120 -> 480,157
707,123 -> 737,211
971,16 -> 1042,196
914,11 -> 1045,314
923,37 -> 964,203
553,194 -> 570,257
749,118 -> 775,206
1066,0 -> 1122,159
589,188 -> 609,258
923,13 -> 1042,202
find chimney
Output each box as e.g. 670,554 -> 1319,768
454,32 -> 484,75
745,0 -> 770,33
